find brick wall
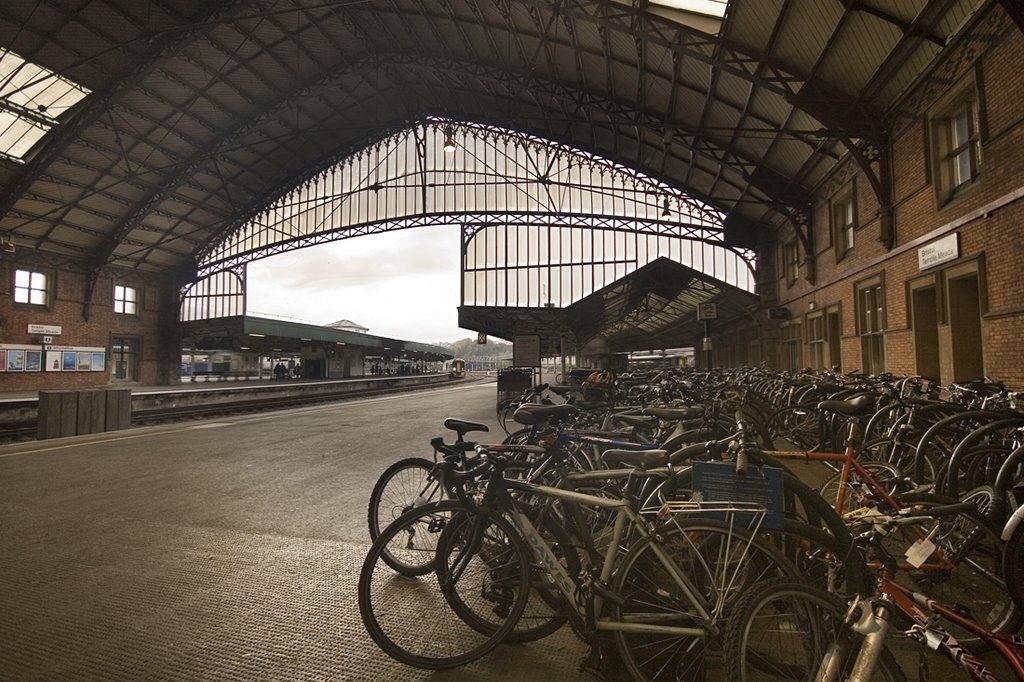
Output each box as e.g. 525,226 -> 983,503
0,256 -> 170,390
718,5 -> 1024,387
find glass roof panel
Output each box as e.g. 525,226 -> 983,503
650,0 -> 728,18
0,49 -> 90,159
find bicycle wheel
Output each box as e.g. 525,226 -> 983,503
609,516 -> 799,681
817,460 -> 903,515
358,500 -> 532,669
766,404 -> 823,450
434,502 -> 580,643
724,578 -> 906,681
368,457 -> 444,575
759,519 -> 869,595
882,492 -> 1021,649
1003,509 -> 1024,614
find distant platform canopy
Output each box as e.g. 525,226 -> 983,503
459,257 -> 757,357
180,315 -> 453,362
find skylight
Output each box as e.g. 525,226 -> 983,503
651,0 -> 728,18
0,49 -> 90,160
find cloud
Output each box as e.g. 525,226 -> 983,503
247,224 -> 468,342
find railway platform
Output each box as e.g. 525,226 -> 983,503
0,382 -> 587,682
0,380 -> 991,681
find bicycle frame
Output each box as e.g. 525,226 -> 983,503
764,416 -> 901,515
502,477 -> 754,639
834,575 -> 1024,681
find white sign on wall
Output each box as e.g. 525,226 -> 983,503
28,324 -> 62,335
918,233 -> 959,271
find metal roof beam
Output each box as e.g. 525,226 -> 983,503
0,1 -> 250,220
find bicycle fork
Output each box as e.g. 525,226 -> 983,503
814,595 -> 892,682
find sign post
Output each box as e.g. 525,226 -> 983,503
696,302 -> 718,368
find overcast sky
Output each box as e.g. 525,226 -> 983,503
246,224 -> 470,344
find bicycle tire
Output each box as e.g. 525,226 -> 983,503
434,502 -> 580,643
766,404 -> 825,451
882,492 -> 1021,650
609,516 -> 799,681
651,459 -> 870,595
724,577 -> 906,681
358,500 -> 532,669
1003,507 -> 1024,614
759,519 -> 864,595
367,457 -> 444,576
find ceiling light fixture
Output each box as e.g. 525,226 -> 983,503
442,126 -> 457,153
661,197 -> 672,218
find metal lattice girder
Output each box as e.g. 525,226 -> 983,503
197,120 -> 740,276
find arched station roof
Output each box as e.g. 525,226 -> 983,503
1,0 -> 1010,281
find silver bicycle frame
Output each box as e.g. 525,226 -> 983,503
503,479 -> 746,638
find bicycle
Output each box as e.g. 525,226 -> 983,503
358,449 -> 801,678
1003,499 -> 1024,614
367,403 -> 666,566
726,501 -> 1024,681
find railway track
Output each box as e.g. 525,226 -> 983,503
0,376 -> 487,443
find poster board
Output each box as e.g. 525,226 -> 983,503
0,344 -> 43,372
44,345 -> 107,372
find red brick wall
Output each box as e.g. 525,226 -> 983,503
0,256 -> 170,390
718,6 -> 1024,387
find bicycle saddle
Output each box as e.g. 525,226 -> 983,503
816,394 -> 875,417
443,418 -> 489,437
512,404 -> 580,426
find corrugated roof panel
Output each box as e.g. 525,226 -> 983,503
607,28 -> 640,69
772,1 -> 845,75
762,137 -> 816,178
816,10 -> 903,94
709,72 -> 752,114
746,87 -> 795,127
936,0 -> 976,37
726,0 -> 786,51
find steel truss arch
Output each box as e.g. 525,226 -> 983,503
200,120 -> 740,264
197,210 -> 751,277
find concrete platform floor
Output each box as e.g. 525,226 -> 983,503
0,383 -> 591,681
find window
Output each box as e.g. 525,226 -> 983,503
948,104 -> 978,189
13,268 -> 48,305
807,313 -> 826,370
857,278 -> 886,375
110,337 -> 138,381
784,240 -> 799,285
930,76 -> 981,205
114,285 -> 137,315
831,191 -> 856,261
781,321 -> 802,371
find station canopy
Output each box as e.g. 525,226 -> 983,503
460,257 -> 757,357
0,0 -> 1008,351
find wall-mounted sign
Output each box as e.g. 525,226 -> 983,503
28,324 -> 62,335
43,345 -> 106,372
918,233 -> 959,271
